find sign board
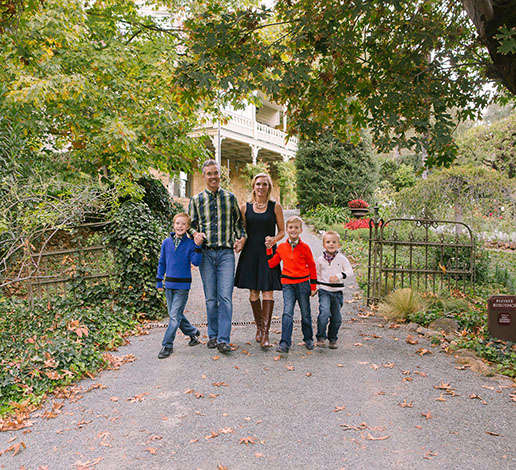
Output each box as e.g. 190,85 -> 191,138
487,295 -> 516,342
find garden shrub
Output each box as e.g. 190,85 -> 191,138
296,132 -> 378,211
305,204 -> 351,229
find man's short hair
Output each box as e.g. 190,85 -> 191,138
202,159 -> 220,174
173,212 -> 191,227
286,215 -> 303,226
323,230 -> 340,242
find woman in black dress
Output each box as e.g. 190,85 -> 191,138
234,173 -> 285,348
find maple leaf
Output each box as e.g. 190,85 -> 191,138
421,411 -> 432,420
239,436 -> 255,445
398,400 -> 413,408
406,335 -> 418,345
333,405 -> 346,412
416,348 -> 432,356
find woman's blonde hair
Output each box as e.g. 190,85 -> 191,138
251,173 -> 273,202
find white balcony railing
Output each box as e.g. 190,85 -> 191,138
201,111 -> 298,152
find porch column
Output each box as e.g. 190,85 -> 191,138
210,131 -> 224,165
250,145 -> 261,165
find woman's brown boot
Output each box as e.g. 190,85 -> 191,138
250,299 -> 263,342
260,300 -> 274,348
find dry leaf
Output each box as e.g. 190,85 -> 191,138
273,356 -> 281,361
208,393 -> 219,399
421,411 -> 432,420
365,433 -> 390,441
145,447 -> 157,454
406,335 -> 418,345
435,394 -> 447,402
127,392 -> 148,402
212,382 -> 228,387
383,362 -> 394,368
255,452 -> 264,458
414,370 -> 427,377
398,400 -> 413,408
110,396 -> 119,402
434,382 -> 452,391
220,427 -> 234,434
194,392 -> 204,399
212,355 -> 220,361
337,363 -> 344,367
353,343 -> 363,347
424,450 -> 438,460
286,365 -> 295,371
205,431 -> 220,440
334,405 -> 346,412
189,438 -> 199,444
416,348 -> 432,356
485,431 -> 501,436
370,364 -> 379,370
306,372 -> 312,377
239,436 -> 255,445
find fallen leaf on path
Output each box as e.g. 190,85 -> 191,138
205,431 -> 220,440
377,391 -> 386,396
414,370 -> 427,377
145,447 -> 157,454
336,363 -> 344,367
365,433 -> 390,441
208,393 -> 219,398
402,377 -> 413,382
370,364 -> 379,370
7,436 -> 16,443
76,419 -> 92,428
127,393 -> 148,403
74,457 -> 103,469
212,382 -> 228,387
340,423 -> 367,431
86,383 -> 107,393
383,362 -> 394,368
402,370 -> 411,375
485,431 -> 501,436
220,427 -> 234,434
435,394 -> 447,402
416,348 -> 431,356
285,365 -> 295,371
239,436 -> 255,445
0,441 -> 26,457
333,405 -> 346,412
353,343 -> 363,347
421,411 -> 432,420
149,435 -> 163,441
406,335 -> 418,345
109,397 -> 119,402
434,382 -> 452,391
195,392 -> 204,399
398,400 -> 413,408
273,356 -> 280,361
212,356 -> 220,361
306,372 -> 312,377
189,438 -> 199,444
255,452 -> 264,458
217,465 -> 228,470
424,450 -> 438,460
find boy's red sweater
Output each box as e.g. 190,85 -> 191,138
266,239 -> 317,291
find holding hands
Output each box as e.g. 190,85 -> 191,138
193,232 -> 206,246
234,237 -> 246,253
264,236 -> 275,249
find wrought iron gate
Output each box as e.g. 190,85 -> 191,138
367,210 -> 475,305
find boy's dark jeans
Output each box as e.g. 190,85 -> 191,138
316,289 -> 343,342
280,281 -> 313,349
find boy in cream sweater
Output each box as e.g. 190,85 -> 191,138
316,231 -> 354,349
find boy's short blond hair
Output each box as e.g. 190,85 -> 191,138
323,230 -> 340,242
286,215 -> 303,226
173,212 -> 191,227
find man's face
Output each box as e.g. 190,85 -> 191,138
173,216 -> 189,236
323,234 -> 339,253
286,222 -> 302,241
203,164 -> 220,191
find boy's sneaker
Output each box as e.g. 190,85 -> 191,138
304,340 -> 314,350
158,346 -> 173,359
276,344 -> 289,353
217,342 -> 231,354
316,338 -> 327,348
207,338 -> 217,349
329,341 -> 338,349
188,330 -> 201,346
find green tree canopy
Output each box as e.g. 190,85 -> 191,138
0,0 -> 204,181
296,133 -> 377,211
175,0 -> 515,166
456,112 -> 516,179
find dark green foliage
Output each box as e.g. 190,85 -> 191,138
305,204 -> 351,230
379,158 -> 417,191
0,296 -> 136,410
431,244 -> 490,283
138,176 -> 184,225
107,201 -> 168,320
296,133 -> 378,211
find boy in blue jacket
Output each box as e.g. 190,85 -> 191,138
156,213 -> 203,359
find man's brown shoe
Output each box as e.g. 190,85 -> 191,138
329,341 -> 338,349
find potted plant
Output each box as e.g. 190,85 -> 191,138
348,199 -> 369,217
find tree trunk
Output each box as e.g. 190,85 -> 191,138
462,0 -> 516,95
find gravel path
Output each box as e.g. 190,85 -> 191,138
1,216 -> 514,469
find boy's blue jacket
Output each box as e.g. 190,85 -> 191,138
156,233 -> 202,290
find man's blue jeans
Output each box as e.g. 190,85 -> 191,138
279,281 -> 313,349
316,289 -> 343,342
199,248 -> 235,345
162,289 -> 198,347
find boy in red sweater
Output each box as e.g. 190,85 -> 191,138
267,215 -> 317,353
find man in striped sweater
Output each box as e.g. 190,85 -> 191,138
266,215 -> 317,353
188,160 -> 247,354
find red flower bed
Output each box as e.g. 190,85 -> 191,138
344,218 -> 371,230
348,199 -> 369,208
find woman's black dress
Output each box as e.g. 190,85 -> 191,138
234,200 -> 282,291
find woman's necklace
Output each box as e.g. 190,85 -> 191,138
254,200 -> 267,209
